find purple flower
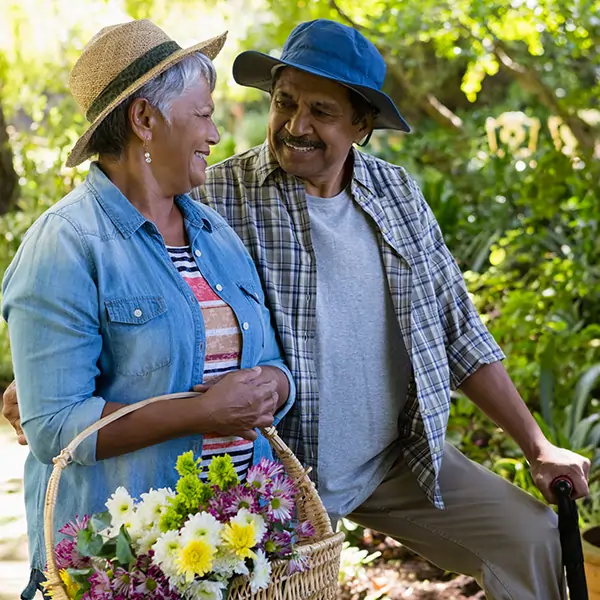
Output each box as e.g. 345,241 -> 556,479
246,466 -> 270,494
58,514 -> 90,538
55,538 -> 91,570
111,567 -> 134,596
254,458 -> 284,479
287,554 -> 311,574
207,489 -> 236,520
89,568 -> 112,599
263,530 -> 293,558
269,474 -> 297,500
296,520 -> 316,539
230,485 -> 260,513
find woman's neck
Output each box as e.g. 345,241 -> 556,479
98,155 -> 186,245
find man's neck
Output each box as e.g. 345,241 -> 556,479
303,153 -> 354,198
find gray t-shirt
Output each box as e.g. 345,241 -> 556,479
306,187 -> 412,523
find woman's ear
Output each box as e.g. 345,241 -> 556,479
129,98 -> 157,142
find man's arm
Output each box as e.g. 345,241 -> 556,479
460,362 -> 590,501
411,177 -> 590,502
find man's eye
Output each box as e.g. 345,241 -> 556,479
274,99 -> 290,109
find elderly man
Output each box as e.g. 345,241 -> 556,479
3,18 -> 589,600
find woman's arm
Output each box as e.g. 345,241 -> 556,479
2,214 -> 277,463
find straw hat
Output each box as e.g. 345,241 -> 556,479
66,19 -> 227,167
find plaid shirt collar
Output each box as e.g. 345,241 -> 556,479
254,141 -> 380,197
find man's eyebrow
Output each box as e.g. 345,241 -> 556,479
275,90 -> 340,111
313,100 -> 340,112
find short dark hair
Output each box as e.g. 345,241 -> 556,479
270,67 -> 379,126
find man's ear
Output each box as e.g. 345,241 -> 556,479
354,113 -> 375,146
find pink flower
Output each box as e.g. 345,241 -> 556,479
58,514 -> 90,538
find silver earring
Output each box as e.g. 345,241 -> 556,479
144,139 -> 152,164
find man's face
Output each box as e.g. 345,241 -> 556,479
267,68 -> 370,196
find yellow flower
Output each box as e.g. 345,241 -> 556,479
41,570 -> 80,599
176,539 -> 216,582
221,521 -> 257,560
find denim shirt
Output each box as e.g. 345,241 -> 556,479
2,163 -> 295,570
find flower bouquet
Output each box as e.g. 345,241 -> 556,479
46,452 -> 316,599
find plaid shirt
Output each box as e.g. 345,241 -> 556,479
192,142 -> 504,508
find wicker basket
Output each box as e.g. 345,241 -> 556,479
43,391 -> 345,600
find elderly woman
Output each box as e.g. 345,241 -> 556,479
2,20 -> 295,599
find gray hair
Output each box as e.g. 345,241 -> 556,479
87,52 -> 216,158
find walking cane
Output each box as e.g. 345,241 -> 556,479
552,477 -> 589,600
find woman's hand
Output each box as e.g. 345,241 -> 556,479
193,367 -> 279,441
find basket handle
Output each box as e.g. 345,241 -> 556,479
44,391 -> 332,599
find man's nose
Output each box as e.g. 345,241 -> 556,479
286,107 -> 312,137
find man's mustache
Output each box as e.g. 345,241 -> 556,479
277,134 -> 325,150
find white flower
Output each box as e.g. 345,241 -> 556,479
152,530 -> 182,577
250,549 -> 271,593
230,508 -> 267,545
105,486 -> 135,529
135,528 -> 163,555
212,552 -> 249,578
184,579 -> 226,600
180,511 -> 222,547
137,488 -> 175,523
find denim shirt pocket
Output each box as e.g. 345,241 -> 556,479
237,281 -> 265,357
104,296 -> 172,376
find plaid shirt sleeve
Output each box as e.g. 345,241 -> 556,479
409,177 -> 505,389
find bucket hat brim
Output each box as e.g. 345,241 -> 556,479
66,33 -> 227,168
233,50 -> 410,132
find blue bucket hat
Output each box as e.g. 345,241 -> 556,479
232,19 -> 410,132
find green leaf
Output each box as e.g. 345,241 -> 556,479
569,363 -> 600,437
90,511 -> 112,533
538,337 -> 556,436
77,526 -> 103,557
116,525 -> 135,568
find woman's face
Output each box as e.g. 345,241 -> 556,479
149,76 -> 220,194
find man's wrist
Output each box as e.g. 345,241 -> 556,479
521,432 -> 552,464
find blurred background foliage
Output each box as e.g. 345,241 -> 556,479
0,0 -> 598,530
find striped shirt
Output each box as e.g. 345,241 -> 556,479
167,246 -> 253,480
193,143 -> 505,508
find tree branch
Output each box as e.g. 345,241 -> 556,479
492,41 -> 595,153
328,0 -> 463,131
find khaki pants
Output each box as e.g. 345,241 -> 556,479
349,443 -> 565,600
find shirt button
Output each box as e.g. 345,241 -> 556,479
242,322 -> 249,330
194,249 -> 202,257
215,284 -> 223,292
433,445 -> 441,454
133,308 -> 143,318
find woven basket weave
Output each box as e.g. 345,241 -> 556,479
43,391 -> 345,599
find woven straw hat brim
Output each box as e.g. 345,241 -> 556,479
66,32 -> 227,168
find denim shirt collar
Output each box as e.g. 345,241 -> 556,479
86,162 -> 213,239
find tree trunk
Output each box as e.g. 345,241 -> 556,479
0,100 -> 17,213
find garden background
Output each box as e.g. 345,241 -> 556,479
0,0 -> 598,597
